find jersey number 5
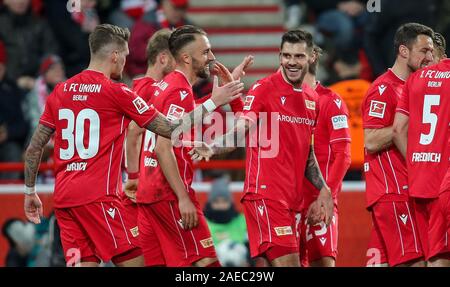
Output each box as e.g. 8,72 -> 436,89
59,109 -> 100,160
420,94 -> 440,145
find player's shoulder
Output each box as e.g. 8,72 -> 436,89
316,83 -> 346,110
248,75 -> 274,95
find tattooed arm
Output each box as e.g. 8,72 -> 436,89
305,144 -> 334,227
24,124 -> 54,224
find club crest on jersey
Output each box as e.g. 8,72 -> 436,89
333,99 -> 342,109
281,97 -> 286,105
200,237 -> 214,248
179,90 -> 189,101
274,226 -> 293,236
132,97 -> 149,114
243,95 -> 255,111
166,104 -> 185,121
378,84 -> 387,95
305,100 -> 316,110
368,100 -> 386,118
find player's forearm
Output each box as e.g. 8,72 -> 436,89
126,122 -> 144,173
327,142 -> 351,198
210,118 -> 250,155
364,127 -> 393,154
155,138 -> 190,200
392,113 -> 409,159
305,146 -> 329,191
24,124 -> 54,187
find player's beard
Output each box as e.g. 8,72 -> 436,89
281,64 -> 307,86
407,58 -> 430,72
193,57 -> 210,79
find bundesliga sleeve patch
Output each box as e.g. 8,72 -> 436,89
166,104 -> 185,121
331,115 -> 349,130
368,100 -> 386,118
243,95 -> 255,111
132,97 -> 150,114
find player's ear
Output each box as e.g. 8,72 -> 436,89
180,51 -> 190,65
399,45 -> 409,59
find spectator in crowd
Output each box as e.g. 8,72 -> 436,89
364,0 -> 437,77
45,0 -> 98,77
1,218 -> 36,266
24,54 -> 66,138
283,0 -> 306,30
0,40 -> 29,180
109,0 -> 158,29
127,0 -> 190,77
0,0 -> 59,89
204,177 -> 250,266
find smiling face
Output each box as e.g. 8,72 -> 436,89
279,41 -> 312,86
189,34 -> 215,79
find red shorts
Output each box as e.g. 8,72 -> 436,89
297,206 -> 338,265
140,199 -> 216,267
242,198 -> 298,259
414,197 -> 450,260
55,199 -> 142,265
367,198 -> 423,266
137,204 -> 166,266
439,191 -> 450,232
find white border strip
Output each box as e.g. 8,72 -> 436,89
0,181 -> 365,194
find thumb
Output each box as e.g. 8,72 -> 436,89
213,75 -> 218,88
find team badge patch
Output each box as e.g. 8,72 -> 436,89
130,226 -> 139,237
200,237 -> 214,248
305,100 -> 316,110
132,97 -> 149,114
274,226 -> 293,236
368,100 -> 386,118
166,104 -> 185,121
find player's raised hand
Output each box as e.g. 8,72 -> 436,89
124,179 -> 138,203
24,193 -> 43,224
185,141 -> 215,161
178,196 -> 198,230
210,76 -> 244,107
231,55 -> 254,81
213,61 -> 234,84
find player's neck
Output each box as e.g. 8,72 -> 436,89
391,60 -> 409,81
175,66 -> 195,86
145,66 -> 164,81
87,61 -> 112,79
304,73 -> 317,90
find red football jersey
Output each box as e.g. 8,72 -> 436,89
136,70 -> 195,204
397,59 -> 450,198
302,83 -> 351,208
241,70 -> 318,210
39,70 -> 157,208
362,69 -> 409,207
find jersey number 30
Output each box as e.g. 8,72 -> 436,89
420,94 -> 440,145
59,109 -> 100,160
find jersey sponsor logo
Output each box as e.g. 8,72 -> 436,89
319,237 -> 327,246
252,83 -> 262,91
331,115 -> 349,130
277,114 -> 315,126
130,226 -> 139,237
107,207 -> 116,219
132,97 -> 150,114
305,100 -> 316,110
180,90 -> 189,101
257,205 -> 264,216
368,100 -> 386,118
281,96 -> 286,105
200,237 -> 214,248
411,152 -> 441,162
378,84 -> 387,95
243,95 -> 255,111
154,80 -> 169,91
274,226 -> 293,236
66,162 -> 87,171
166,104 -> 185,121
333,99 -> 342,109
399,214 -> 408,225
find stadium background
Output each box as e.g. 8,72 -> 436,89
0,0 -> 447,266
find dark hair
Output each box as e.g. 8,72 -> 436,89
433,32 -> 446,55
146,29 -> 172,65
280,29 -> 314,51
168,25 -> 207,58
394,23 -> 434,56
88,24 -> 130,55
308,45 -> 323,76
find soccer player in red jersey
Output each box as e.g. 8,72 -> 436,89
23,24 -> 244,267
189,29 -> 334,267
393,36 -> 450,267
298,46 -> 351,267
362,23 -> 434,267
